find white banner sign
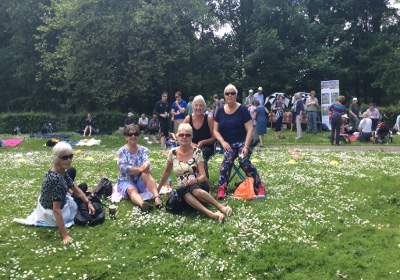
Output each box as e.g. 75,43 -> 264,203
320,80 -> 340,129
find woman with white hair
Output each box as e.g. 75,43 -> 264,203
15,142 -> 95,244
214,84 -> 265,200
183,95 -> 216,178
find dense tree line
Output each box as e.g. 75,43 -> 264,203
1,0 -> 399,114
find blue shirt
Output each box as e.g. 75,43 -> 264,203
254,93 -> 264,106
215,104 -> 252,144
296,100 -> 304,116
172,100 -> 187,120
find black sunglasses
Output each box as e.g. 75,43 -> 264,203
126,132 -> 140,137
224,91 -> 236,96
59,154 -> 74,161
178,133 -> 192,138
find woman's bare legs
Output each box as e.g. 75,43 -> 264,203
141,172 -> 162,206
126,186 -> 144,207
183,192 -> 225,222
190,189 -> 233,216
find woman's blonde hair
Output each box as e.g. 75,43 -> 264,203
177,123 -> 193,137
361,112 -> 369,126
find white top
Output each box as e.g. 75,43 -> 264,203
358,118 -> 372,133
138,117 -> 149,126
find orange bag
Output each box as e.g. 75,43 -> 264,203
233,177 -> 255,200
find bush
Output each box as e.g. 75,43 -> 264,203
0,111 -> 130,133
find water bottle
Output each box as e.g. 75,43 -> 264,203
166,178 -> 172,188
173,189 -> 179,197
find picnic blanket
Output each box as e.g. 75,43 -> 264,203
4,138 -> 24,147
76,138 -> 101,146
32,133 -> 70,139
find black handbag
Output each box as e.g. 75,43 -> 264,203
165,190 -> 184,214
74,195 -> 105,226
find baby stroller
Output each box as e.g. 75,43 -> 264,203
373,121 -> 393,144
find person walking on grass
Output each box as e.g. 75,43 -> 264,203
253,99 -> 269,147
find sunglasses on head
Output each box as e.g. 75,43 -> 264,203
126,132 -> 139,137
178,133 -> 191,138
224,91 -> 236,96
59,154 -> 74,161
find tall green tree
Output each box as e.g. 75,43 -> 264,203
0,0 -> 50,112
35,0 -> 216,113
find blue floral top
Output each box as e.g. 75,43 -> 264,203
117,145 -> 150,183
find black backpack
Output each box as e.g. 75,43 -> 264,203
320,123 -> 331,131
165,190 -> 184,214
74,195 -> 105,226
93,178 -> 113,198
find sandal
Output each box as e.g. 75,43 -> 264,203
140,202 -> 152,213
214,211 -> 225,224
154,195 -> 163,209
224,205 -> 233,217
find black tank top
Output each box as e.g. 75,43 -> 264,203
189,114 -> 213,149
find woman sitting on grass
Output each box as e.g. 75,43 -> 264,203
117,124 -> 162,212
157,123 -> 232,223
15,142 -> 95,244
357,112 -> 373,142
83,112 -> 95,136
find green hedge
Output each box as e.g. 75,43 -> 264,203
0,112 -> 133,133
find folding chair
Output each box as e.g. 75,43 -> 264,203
215,142 -> 246,184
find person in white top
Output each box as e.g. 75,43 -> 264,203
357,112 -> 372,142
138,113 -> 149,133
365,103 -> 380,130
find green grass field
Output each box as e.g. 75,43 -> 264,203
1,131 -> 400,279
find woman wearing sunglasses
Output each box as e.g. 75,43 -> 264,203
158,123 -> 232,223
182,95 -> 215,179
16,142 -> 95,244
214,84 -> 265,200
117,125 -> 162,212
